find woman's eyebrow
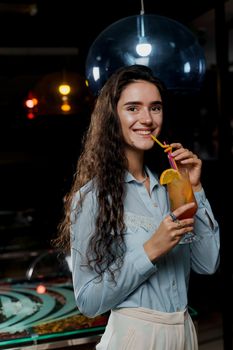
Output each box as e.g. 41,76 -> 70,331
123,100 -> 163,106
151,101 -> 163,105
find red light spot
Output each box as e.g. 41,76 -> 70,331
27,112 -> 35,120
36,285 -> 46,294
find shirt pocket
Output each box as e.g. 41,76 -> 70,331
124,212 -> 156,248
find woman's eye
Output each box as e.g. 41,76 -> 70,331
151,105 -> 162,113
127,106 -> 137,112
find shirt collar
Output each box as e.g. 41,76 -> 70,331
124,165 -> 159,188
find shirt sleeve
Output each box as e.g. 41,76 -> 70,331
190,188 -> 220,274
71,189 -> 157,318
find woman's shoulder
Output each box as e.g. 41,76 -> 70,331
72,180 -> 97,208
70,180 -> 98,224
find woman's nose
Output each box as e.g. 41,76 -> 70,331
139,109 -> 153,124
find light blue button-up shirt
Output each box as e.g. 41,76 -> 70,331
71,167 -> 220,318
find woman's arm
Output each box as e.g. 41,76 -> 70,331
191,189 -> 220,274
71,189 -> 157,317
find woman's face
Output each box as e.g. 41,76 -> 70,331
117,80 -> 163,153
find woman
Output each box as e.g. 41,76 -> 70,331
55,65 -> 220,349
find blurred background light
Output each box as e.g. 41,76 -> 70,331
23,71 -> 93,117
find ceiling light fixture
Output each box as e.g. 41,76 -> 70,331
85,0 -> 206,96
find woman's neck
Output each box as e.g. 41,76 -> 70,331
126,149 -> 145,181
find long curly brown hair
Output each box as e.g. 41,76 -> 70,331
53,64 -> 166,280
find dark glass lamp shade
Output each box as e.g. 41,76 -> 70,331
85,14 -> 206,96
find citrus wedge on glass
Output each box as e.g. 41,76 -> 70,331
159,168 -> 180,185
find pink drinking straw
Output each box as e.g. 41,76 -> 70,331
150,135 -> 178,170
163,142 -> 178,170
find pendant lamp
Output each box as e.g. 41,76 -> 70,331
85,7 -> 206,96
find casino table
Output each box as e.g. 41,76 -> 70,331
0,280 -> 108,349
0,250 -> 198,349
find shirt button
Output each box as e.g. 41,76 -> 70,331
172,280 -> 176,286
176,307 -> 180,311
153,203 -> 158,207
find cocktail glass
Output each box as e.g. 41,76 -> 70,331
167,167 -> 198,244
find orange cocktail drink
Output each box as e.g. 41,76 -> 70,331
167,168 -> 197,219
151,134 -> 199,243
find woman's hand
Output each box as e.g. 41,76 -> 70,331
144,203 -> 196,263
170,143 -> 202,191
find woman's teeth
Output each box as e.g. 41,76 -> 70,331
135,130 -> 151,135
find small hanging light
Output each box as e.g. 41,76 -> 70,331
58,84 -> 71,95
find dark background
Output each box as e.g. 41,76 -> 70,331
0,1 -> 232,347
0,0 -> 231,248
